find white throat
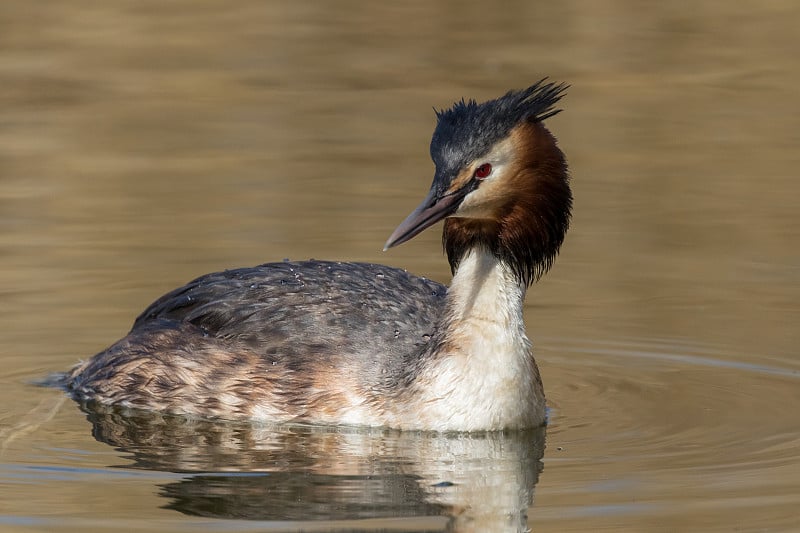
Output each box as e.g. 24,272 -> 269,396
447,247 -> 527,328
401,248 -> 546,431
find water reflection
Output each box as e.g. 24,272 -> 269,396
82,404 -> 545,530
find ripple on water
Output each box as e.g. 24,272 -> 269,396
536,336 -> 800,528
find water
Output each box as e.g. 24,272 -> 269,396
1,1 -> 799,531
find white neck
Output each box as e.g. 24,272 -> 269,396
399,248 -> 546,431
447,247 -> 528,329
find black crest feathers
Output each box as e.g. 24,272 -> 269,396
430,79 -> 568,177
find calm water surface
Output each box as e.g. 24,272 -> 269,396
1,2 -> 799,531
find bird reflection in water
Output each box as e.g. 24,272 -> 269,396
83,404 -> 545,531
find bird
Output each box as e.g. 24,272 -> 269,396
62,80 -> 572,432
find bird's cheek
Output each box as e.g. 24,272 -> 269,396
452,187 -> 505,220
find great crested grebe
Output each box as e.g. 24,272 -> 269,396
63,80 -> 572,432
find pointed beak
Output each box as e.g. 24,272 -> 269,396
383,185 -> 467,250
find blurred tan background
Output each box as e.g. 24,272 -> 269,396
1,1 -> 798,531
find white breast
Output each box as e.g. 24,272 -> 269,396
398,248 -> 546,431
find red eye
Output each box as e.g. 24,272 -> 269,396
474,163 -> 492,180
